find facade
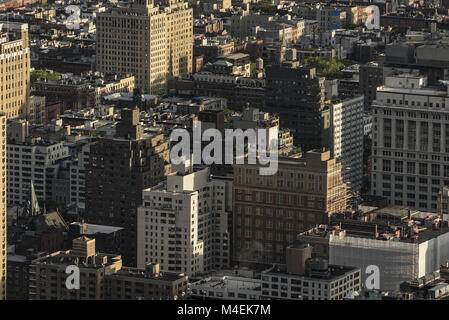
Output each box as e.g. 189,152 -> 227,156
438,186 -> 449,221
28,96 -> 46,125
371,74 -> 449,212
29,236 -> 188,300
0,115 -> 5,299
85,108 -> 171,266
137,167 -> 232,276
28,236 -> 121,300
329,95 -> 364,192
329,227 -> 449,291
232,150 -> 348,265
359,62 -> 383,112
96,0 -> 193,95
104,263 -> 188,300
264,61 -> 329,151
0,23 -> 30,120
260,243 -> 361,300
6,135 -> 69,206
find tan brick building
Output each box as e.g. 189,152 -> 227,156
232,150 -> 348,265
0,115 -> 5,299
0,23 -> 30,119
29,237 -> 187,300
96,0 -> 193,95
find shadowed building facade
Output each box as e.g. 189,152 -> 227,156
85,108 -> 171,266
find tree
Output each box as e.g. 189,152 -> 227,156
30,69 -> 61,86
302,57 -> 346,79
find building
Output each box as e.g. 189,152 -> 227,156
264,61 -> 329,151
438,186 -> 449,221
137,167 -> 232,276
104,263 -> 189,300
28,236 -> 121,300
29,236 -> 188,300
299,205 -> 449,291
329,95 -> 364,192
28,96 -> 46,125
232,150 -> 348,265
0,23 -> 30,120
359,62 -> 384,112
96,0 -> 193,95
6,124 -> 69,206
0,115 -> 5,299
34,79 -> 94,114
85,108 -> 171,266
260,242 -> 361,300
371,73 -> 449,212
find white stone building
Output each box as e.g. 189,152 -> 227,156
7,140 -> 69,205
137,167 -> 232,276
371,73 -> 449,212
329,95 -> 364,192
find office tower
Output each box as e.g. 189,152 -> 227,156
264,61 -> 330,151
85,108 -> 171,266
137,167 -> 232,276
0,115 -> 5,299
233,150 -> 348,265
96,0 -> 193,95
0,23 -> 30,119
329,95 -> 364,192
359,62 -> 384,112
371,73 -> 449,212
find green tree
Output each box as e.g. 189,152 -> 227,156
302,57 -> 346,79
30,70 -> 61,86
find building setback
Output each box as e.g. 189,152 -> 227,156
85,108 -> 171,266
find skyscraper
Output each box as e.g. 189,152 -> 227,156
0,115 -> 6,299
264,61 -> 330,151
96,0 -> 193,95
0,23 -> 30,119
85,108 -> 171,266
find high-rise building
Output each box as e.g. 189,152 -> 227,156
6,122 -> 69,206
233,150 -> 348,265
96,0 -> 193,95
329,95 -> 364,192
0,23 -> 30,119
85,108 -> 171,266
0,115 -> 6,300
137,167 -> 232,276
264,61 -> 330,151
371,73 -> 449,212
359,62 -> 383,112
